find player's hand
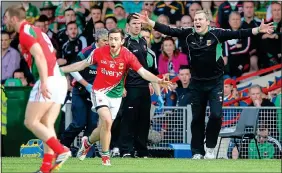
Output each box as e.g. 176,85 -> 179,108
85,83 -> 93,93
259,19 -> 274,34
133,12 -> 150,24
158,78 -> 173,93
40,82 -> 51,100
149,84 -> 154,95
122,88 -> 127,98
157,95 -> 164,110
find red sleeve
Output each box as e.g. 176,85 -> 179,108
20,26 -> 38,51
125,48 -> 142,71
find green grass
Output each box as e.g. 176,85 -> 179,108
2,157 -> 281,172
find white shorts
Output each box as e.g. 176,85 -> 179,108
29,76 -> 68,104
91,91 -> 122,120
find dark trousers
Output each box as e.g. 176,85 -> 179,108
118,87 -> 151,157
189,77 -> 223,156
60,87 -> 99,148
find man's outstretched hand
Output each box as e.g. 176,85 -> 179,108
259,19 -> 274,34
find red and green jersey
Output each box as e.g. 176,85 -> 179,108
86,46 -> 142,98
19,22 -> 62,80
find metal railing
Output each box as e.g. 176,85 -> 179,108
65,104 -> 281,159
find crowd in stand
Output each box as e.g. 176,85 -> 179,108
1,1 -> 281,159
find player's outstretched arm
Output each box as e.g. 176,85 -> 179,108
137,67 -> 172,91
61,59 -> 90,73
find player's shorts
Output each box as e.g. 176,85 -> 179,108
29,76 -> 68,104
91,91 -> 122,120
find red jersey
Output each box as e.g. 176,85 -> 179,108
86,45 -> 142,98
19,21 -> 62,80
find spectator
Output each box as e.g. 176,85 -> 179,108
94,21 -> 105,31
188,2 -> 203,21
114,3 -> 127,30
248,84 -> 279,139
1,31 -> 21,83
101,2 -> 116,20
57,8 -> 82,49
174,65 -> 191,106
105,16 -> 117,31
158,37 -> 188,76
60,21 -> 87,66
54,1 -> 85,32
83,5 -> 102,45
178,15 -> 193,57
223,12 -> 252,77
13,69 -> 29,86
21,2 -> 40,24
123,1 -> 143,14
142,2 -> 158,21
39,1 -> 57,32
154,1 -> 185,25
218,1 -> 243,29
260,2 -> 281,67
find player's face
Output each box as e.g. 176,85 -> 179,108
97,36 -> 109,47
140,30 -> 151,46
128,19 -> 142,35
194,13 -> 210,34
224,84 -> 233,96
109,33 -> 124,53
4,12 -> 15,33
178,69 -> 190,85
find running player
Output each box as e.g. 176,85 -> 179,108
60,28 -> 171,165
5,5 -> 71,172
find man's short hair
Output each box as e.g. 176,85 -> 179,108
66,21 -> 77,28
249,84 -> 263,93
195,10 -> 210,21
229,11 -> 241,20
64,8 -> 75,15
108,28 -> 125,39
127,13 -> 139,24
179,65 -> 190,71
95,20 -> 104,25
105,16 -> 117,24
5,5 -> 26,20
1,31 -> 10,38
90,5 -> 102,12
141,27 -> 151,33
94,28 -> 109,42
38,15 -> 49,22
243,1 -> 255,7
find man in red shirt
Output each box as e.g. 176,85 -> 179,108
61,28 -> 171,165
5,5 -> 70,172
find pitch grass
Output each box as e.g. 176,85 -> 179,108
2,157 -> 281,172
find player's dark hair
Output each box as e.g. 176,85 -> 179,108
64,8 -> 75,15
127,13 -> 138,24
108,28 -> 125,39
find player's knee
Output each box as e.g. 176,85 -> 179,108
102,118 -> 112,131
24,118 -> 37,130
